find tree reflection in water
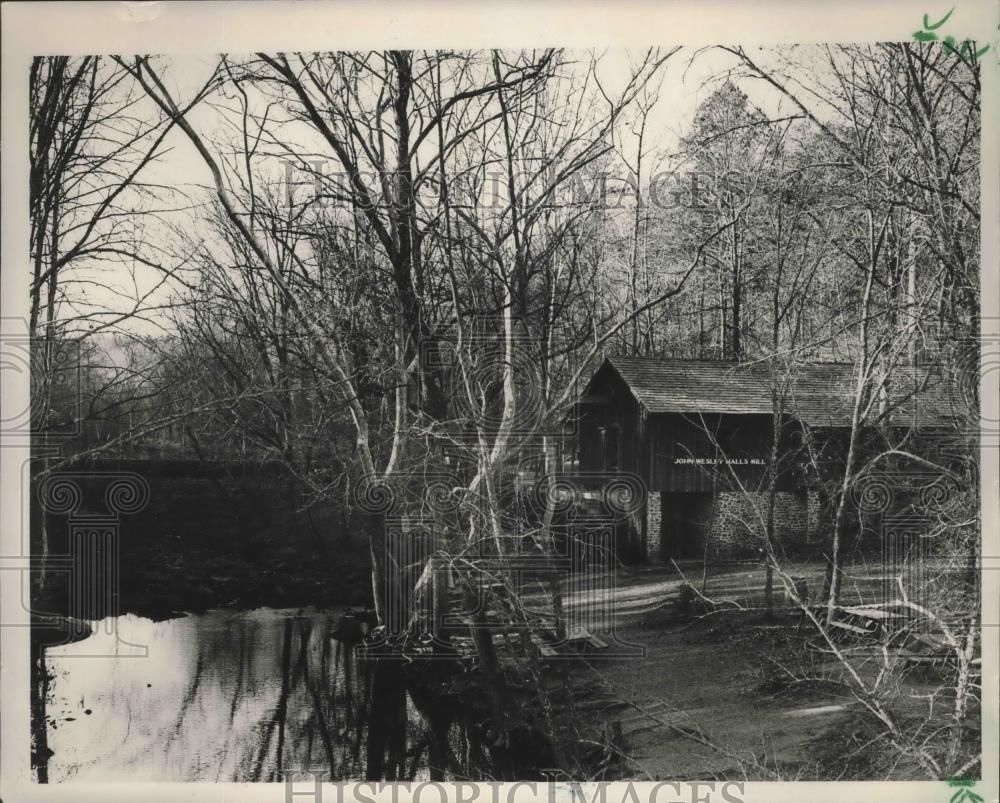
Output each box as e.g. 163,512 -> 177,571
38,608 -> 462,782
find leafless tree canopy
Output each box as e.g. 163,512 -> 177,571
28,44 -> 982,782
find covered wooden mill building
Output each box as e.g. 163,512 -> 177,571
565,356 -> 954,563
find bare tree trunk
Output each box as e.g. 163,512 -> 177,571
826,209 -> 879,625
541,437 -> 566,640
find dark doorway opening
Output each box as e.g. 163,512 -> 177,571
660,492 -> 712,562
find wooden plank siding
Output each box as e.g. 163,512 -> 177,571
575,362 -> 806,493
575,364 -> 642,476
569,356 -> 954,498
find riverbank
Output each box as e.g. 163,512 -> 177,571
32,460 -> 374,621
568,563 -> 973,780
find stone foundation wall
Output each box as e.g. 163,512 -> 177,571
706,490 -> 810,558
806,490 -> 826,545
647,489 -> 817,562
645,491 -> 662,560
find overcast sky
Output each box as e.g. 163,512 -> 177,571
61,46 -> 821,346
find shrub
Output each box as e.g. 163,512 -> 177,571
675,581 -> 701,616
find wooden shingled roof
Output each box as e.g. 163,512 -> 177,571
590,356 -> 957,428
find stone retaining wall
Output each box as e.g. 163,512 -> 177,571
646,489 -> 821,561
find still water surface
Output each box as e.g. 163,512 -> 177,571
44,607 -> 424,782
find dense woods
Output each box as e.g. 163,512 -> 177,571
29,44 -> 982,781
